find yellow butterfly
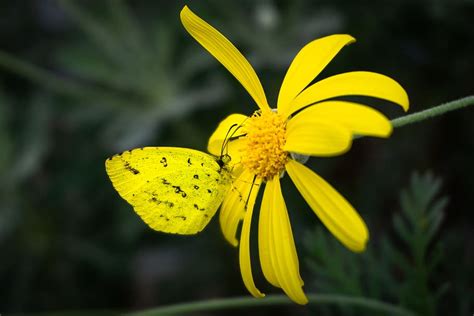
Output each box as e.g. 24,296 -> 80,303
105,147 -> 232,234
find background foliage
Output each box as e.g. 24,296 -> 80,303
0,0 -> 472,315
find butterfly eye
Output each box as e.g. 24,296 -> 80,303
222,154 -> 231,164
217,154 -> 231,168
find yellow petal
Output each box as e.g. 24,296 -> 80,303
266,177 -> 308,305
285,115 -> 352,157
295,101 -> 392,138
238,174 -> 264,298
220,169 -> 258,246
277,34 -> 356,116
287,71 -> 409,116
258,180 -> 279,287
181,6 -> 270,111
208,113 -> 248,163
286,160 -> 369,252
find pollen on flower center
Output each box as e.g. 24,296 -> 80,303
240,110 -> 288,181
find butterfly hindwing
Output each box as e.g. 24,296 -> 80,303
105,147 -> 232,234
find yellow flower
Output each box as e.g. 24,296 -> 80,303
180,6 -> 409,305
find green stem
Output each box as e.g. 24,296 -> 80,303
391,96 -> 474,128
0,50 -> 141,107
125,294 -> 415,316
0,50 -> 89,97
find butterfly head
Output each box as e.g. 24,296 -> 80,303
217,153 -> 231,169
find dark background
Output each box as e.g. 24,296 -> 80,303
0,0 -> 473,315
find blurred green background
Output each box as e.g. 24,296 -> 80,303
0,0 -> 473,315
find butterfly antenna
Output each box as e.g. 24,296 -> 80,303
220,123 -> 238,158
220,117 -> 251,158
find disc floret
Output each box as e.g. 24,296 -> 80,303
240,110 -> 288,181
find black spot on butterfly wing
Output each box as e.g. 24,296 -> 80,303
124,161 -> 140,175
149,197 -> 174,208
146,190 -> 174,208
160,157 -> 168,167
193,203 -> 205,211
172,185 -> 187,198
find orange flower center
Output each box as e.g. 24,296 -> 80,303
240,110 -> 288,181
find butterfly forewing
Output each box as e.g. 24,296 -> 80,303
105,147 -> 232,234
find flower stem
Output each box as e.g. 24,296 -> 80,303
0,50 -> 87,97
0,50 -> 138,107
125,294 -> 415,316
391,95 -> 474,128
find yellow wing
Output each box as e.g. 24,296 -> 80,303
105,147 -> 232,234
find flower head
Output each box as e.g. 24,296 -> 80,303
181,6 -> 408,305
